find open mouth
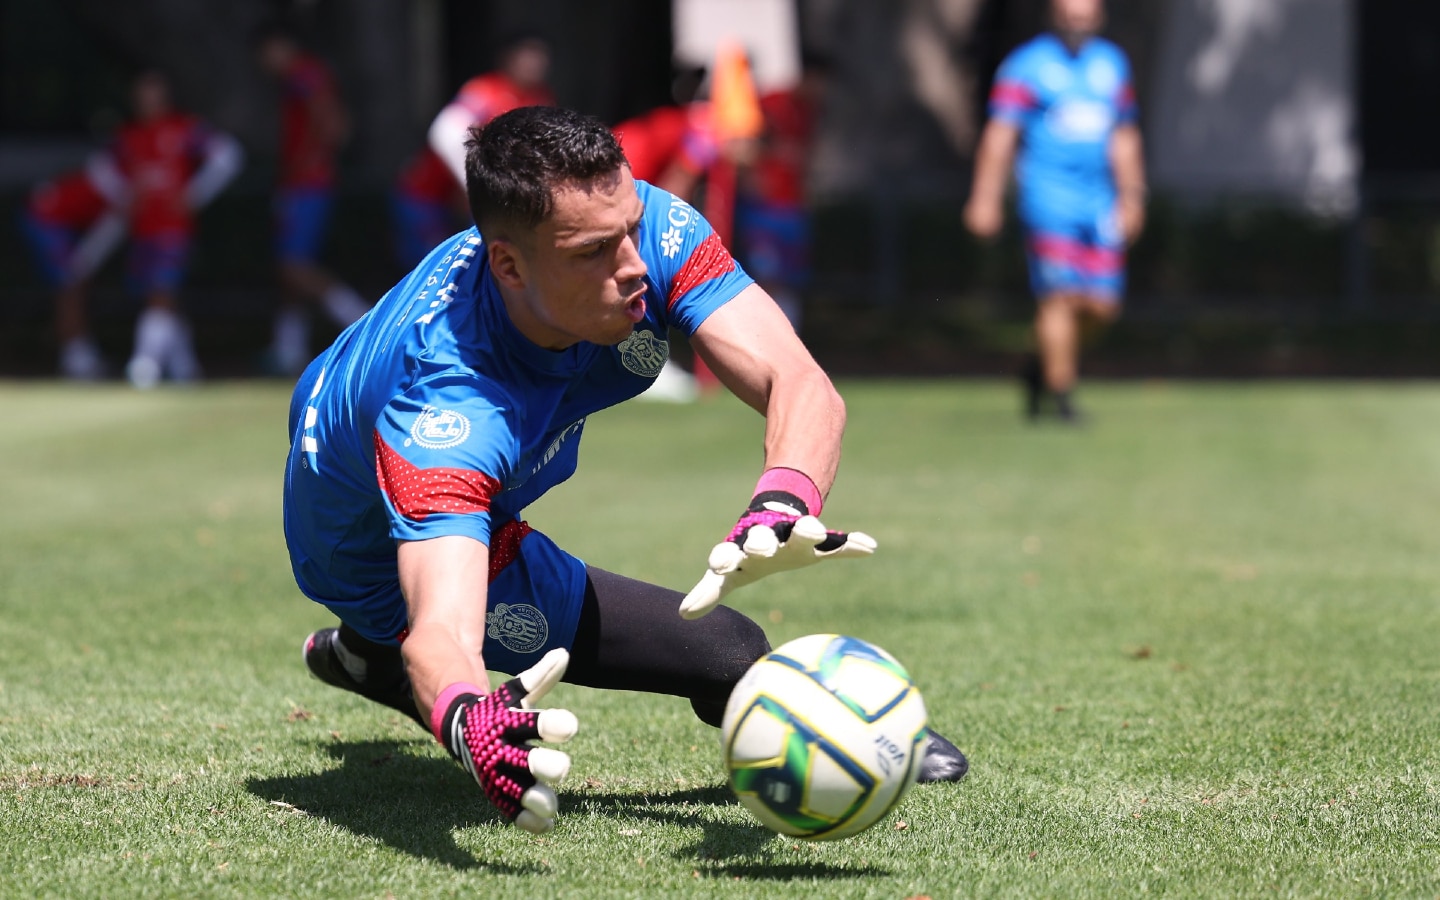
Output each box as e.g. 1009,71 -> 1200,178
623,291 -> 648,323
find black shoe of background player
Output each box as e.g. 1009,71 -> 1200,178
1054,390 -> 1087,426
1020,354 -> 1045,421
304,626 -> 426,728
916,729 -> 969,783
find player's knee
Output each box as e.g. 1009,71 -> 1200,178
689,608 -> 770,728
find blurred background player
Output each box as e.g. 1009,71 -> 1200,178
736,50 -> 831,332
963,0 -> 1146,423
612,64 -> 720,203
107,70 -> 243,388
19,155 -> 129,379
256,24 -> 369,376
391,33 -> 553,268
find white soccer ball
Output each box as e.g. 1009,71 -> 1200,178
721,633 -> 928,840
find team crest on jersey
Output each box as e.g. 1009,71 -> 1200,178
486,603 -> 549,654
618,329 -> 669,377
409,406 -> 471,449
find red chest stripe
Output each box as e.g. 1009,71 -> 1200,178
668,232 -> 735,309
375,433 -> 501,521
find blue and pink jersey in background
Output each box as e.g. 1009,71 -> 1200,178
988,33 -> 1137,300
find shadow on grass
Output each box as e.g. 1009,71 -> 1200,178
571,785 -> 891,881
245,739 -> 541,873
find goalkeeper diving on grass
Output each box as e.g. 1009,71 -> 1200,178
283,106 -> 968,834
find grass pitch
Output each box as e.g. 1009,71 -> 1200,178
1,379 -> 1438,898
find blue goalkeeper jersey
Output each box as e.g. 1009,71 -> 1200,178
988,33 -> 1137,219
283,179 -> 753,609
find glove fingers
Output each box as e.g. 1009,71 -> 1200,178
740,524 -> 780,558
535,708 -> 579,743
823,529 -> 877,557
526,746 -> 572,784
515,648 -> 570,708
679,569 -> 727,620
706,540 -> 747,574
514,808 -> 555,834
521,782 -> 560,820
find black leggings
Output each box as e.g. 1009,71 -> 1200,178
565,566 -> 771,727
338,566 -> 770,728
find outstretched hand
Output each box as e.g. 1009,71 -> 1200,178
679,497 -> 876,620
437,649 -> 578,833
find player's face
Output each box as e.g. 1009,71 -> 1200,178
511,167 -> 649,350
132,74 -> 171,121
1052,0 -> 1105,41
506,41 -> 551,90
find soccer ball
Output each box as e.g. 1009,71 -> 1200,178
721,633 -> 928,840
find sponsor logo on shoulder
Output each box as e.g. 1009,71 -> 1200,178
487,603 -> 549,654
408,405 -> 471,449
618,329 -> 669,377
659,195 -> 695,258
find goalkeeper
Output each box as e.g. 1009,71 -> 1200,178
284,106 -> 968,835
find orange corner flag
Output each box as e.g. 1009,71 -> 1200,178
710,40 -> 763,141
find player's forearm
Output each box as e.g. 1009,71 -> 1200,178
692,285 -> 846,497
761,368 -> 845,500
969,122 -> 1019,205
397,535 -> 493,717
1110,125 -> 1147,198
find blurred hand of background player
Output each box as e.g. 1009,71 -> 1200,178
440,649 -> 578,833
679,493 -> 877,619
1118,193 -> 1147,245
962,197 -> 1005,241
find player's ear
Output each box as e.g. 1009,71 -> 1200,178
488,239 -> 528,290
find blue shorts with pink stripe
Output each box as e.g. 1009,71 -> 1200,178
1021,203 -> 1126,303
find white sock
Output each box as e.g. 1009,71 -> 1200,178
60,335 -> 105,380
271,307 -> 310,373
321,284 -> 370,326
165,319 -> 202,382
131,307 -> 180,364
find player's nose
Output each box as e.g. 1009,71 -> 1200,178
616,234 -> 647,283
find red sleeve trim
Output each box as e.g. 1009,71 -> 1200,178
375,432 -> 501,521
667,232 -> 736,310
488,519 -> 534,581
990,81 -> 1037,111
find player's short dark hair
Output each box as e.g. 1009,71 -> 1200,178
464,106 -> 628,239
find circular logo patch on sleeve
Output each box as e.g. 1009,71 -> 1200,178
409,406 -> 472,449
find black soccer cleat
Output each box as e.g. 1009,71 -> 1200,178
916,729 -> 969,783
303,627 -> 426,728
1053,391 -> 1087,426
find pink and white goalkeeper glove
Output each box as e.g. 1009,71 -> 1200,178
431,648 -> 578,833
679,468 -> 877,620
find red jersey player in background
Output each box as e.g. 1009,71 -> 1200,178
736,51 -> 831,332
19,155 -> 129,379
391,34 -> 553,268
610,53 -> 763,402
107,70 -> 243,388
256,25 -> 370,375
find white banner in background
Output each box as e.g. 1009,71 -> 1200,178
673,0 -> 801,92
1148,0 -> 1357,212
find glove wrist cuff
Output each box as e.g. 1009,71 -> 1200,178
431,681 -> 485,745
753,467 -> 823,517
